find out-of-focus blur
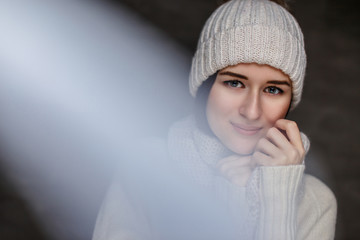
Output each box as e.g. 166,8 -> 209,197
0,0 -> 192,239
104,1 -> 360,239
0,0 -> 359,239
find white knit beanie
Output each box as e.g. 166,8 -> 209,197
189,0 -> 306,109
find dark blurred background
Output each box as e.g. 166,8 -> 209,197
1,0 -> 359,239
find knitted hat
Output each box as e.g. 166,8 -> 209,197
189,0 -> 306,109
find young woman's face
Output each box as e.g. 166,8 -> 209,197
206,63 -> 292,155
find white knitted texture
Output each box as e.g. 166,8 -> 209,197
189,0 -> 306,109
164,116 -> 337,239
255,165 -> 304,240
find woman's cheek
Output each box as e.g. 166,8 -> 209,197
262,99 -> 291,127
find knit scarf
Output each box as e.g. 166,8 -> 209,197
168,115 -> 309,186
167,115 -> 310,238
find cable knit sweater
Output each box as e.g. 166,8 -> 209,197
93,116 -> 337,240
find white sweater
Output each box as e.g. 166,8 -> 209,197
93,116 -> 337,239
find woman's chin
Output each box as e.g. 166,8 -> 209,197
232,149 -> 254,156
226,142 -> 256,156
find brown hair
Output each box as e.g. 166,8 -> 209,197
217,0 -> 291,11
269,0 -> 291,10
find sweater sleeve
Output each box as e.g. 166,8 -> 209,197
246,165 -> 337,240
297,175 -> 337,240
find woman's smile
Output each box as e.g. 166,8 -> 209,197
230,122 -> 263,136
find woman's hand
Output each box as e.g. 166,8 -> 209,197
216,119 -> 305,185
252,119 -> 305,166
216,154 -> 255,187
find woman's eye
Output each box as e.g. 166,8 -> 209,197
224,80 -> 244,88
265,86 -> 283,95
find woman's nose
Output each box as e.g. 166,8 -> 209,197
238,92 -> 261,120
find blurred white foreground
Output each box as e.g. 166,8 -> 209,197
0,0 -> 192,239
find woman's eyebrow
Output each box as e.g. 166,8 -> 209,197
219,72 -> 291,86
219,71 -> 248,80
267,80 -> 291,86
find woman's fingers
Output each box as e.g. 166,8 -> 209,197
251,148 -> 273,166
254,137 -> 281,158
229,168 -> 253,186
253,120 -> 305,166
216,120 -> 305,182
216,155 -> 254,187
217,155 -> 247,166
265,127 -> 292,150
274,119 -> 305,154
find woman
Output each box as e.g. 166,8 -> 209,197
93,0 -> 337,239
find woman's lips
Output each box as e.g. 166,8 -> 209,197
231,122 -> 262,136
